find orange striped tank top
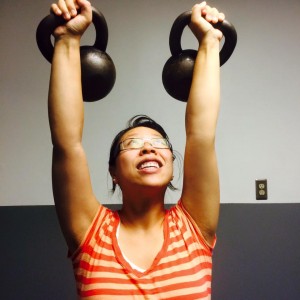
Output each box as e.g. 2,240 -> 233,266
71,200 -> 215,299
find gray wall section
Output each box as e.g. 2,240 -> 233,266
1,0 -> 300,206
1,204 -> 299,300
212,204 -> 300,300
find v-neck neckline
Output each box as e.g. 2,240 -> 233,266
112,210 -> 170,278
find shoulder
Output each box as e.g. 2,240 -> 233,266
168,200 -> 216,250
70,204 -> 117,258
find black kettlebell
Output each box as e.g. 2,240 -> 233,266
162,11 -> 237,102
36,7 -> 116,102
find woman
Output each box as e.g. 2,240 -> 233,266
49,0 -> 223,298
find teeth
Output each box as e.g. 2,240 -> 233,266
140,161 -> 159,169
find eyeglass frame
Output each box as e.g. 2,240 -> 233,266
119,137 -> 171,151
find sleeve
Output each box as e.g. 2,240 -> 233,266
69,204 -> 110,260
176,199 -> 216,251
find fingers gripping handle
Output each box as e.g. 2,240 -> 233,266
36,7 -> 108,63
169,10 -> 237,66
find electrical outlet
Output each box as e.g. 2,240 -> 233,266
256,179 -> 268,200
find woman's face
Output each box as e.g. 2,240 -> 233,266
111,127 -> 174,191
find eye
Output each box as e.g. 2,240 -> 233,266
153,138 -> 169,148
130,139 -> 141,147
123,138 -> 142,149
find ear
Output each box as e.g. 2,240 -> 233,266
109,166 -> 118,184
109,165 -> 115,176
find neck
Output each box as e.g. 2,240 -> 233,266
119,187 -> 166,230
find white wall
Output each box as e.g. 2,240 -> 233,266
1,0 -> 299,205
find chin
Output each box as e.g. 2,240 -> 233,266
140,179 -> 170,190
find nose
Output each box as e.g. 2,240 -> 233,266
140,141 -> 157,155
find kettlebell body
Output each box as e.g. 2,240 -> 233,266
80,46 -> 115,101
162,11 -> 237,102
36,7 -> 116,102
162,49 -> 197,102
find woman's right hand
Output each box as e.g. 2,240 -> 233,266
50,0 -> 92,40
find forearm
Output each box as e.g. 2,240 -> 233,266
48,37 -> 84,149
185,36 -> 220,140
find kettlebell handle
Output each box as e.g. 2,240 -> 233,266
36,7 -> 108,63
169,10 -> 237,66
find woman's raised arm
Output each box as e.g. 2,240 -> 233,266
48,0 -> 99,253
181,2 -> 224,245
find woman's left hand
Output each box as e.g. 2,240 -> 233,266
189,1 -> 225,43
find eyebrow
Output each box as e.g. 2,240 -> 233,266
123,134 -> 163,139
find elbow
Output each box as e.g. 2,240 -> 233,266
186,132 -> 216,147
50,126 -> 83,150
51,134 -> 83,154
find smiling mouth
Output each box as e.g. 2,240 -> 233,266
138,161 -> 160,170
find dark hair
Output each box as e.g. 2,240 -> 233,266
109,115 -> 177,192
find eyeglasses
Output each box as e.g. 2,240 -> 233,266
119,137 -> 171,151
